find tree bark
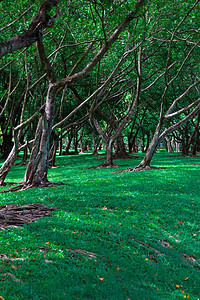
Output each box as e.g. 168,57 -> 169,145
136,121 -> 163,168
49,131 -> 59,167
105,141 -> 115,166
0,0 -> 60,57
24,85 -> 56,184
165,135 -> 174,153
114,135 -> 131,159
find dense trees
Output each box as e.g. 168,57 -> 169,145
0,0 -> 200,186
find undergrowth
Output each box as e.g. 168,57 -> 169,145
0,152 -> 199,299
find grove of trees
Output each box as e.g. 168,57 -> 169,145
0,0 -> 200,187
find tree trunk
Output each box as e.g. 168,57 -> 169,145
104,141 -> 115,166
49,132 -> 59,167
165,135 -> 174,153
114,135 -> 131,158
22,147 -> 28,163
136,121 -> 162,168
141,132 -> 145,153
65,134 -> 73,155
91,132 -> 99,155
59,133 -> 63,156
192,129 -> 199,156
24,85 -> 56,185
92,137 -> 101,155
1,132 -> 13,159
144,132 -> 150,152
176,142 -> 181,153
79,132 -> 84,153
74,132 -> 79,155
181,142 -> 189,156
0,145 -> 18,185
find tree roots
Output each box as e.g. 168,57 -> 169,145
112,165 -> 168,173
0,203 -> 55,228
0,181 -> 68,193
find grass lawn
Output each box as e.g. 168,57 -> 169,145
0,152 -> 200,299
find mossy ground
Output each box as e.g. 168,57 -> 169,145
0,152 -> 199,299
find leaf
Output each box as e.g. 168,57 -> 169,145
99,278 -> 104,282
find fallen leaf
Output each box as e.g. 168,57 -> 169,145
99,278 -> 104,282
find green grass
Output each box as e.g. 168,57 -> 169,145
0,152 -> 200,299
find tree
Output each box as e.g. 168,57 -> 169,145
125,0 -> 200,170
0,0 -> 146,187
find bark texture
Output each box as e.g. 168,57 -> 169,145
0,0 -> 60,57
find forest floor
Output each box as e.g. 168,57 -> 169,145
0,151 -> 199,299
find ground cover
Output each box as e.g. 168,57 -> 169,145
0,152 -> 199,299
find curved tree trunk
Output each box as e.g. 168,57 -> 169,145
135,121 -> 163,168
114,135 -> 131,159
92,137 -> 101,155
0,145 -> 18,185
24,85 -> 56,185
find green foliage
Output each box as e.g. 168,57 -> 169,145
0,153 -> 199,299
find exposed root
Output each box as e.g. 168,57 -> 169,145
96,155 -> 142,160
87,162 -> 119,169
2,273 -> 23,283
14,161 -> 28,166
0,182 -> 22,187
112,165 -> 168,173
113,153 -> 142,159
66,249 -> 106,261
0,203 -> 55,228
0,181 -> 68,193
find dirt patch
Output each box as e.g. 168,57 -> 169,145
0,203 -> 55,228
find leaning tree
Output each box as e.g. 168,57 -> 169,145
0,0 -> 146,187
